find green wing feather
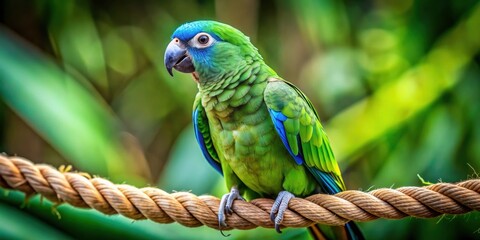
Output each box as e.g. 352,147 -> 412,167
193,93 -> 222,174
264,78 -> 346,192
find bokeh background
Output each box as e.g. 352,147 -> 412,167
1,0 -> 480,239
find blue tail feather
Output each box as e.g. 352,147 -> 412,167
345,221 -> 364,240
309,222 -> 364,240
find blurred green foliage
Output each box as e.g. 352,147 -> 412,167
1,0 -> 479,239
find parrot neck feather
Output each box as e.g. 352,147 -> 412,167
198,61 -> 275,114
199,60 -> 262,93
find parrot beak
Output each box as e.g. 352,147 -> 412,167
164,38 -> 195,76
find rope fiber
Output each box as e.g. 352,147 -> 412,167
0,155 -> 479,230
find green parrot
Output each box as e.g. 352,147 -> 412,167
164,20 -> 363,240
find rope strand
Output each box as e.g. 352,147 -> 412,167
0,155 -> 479,230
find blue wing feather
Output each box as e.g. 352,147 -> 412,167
267,109 -> 342,194
268,109 -> 303,165
308,168 -> 343,194
193,108 -> 223,175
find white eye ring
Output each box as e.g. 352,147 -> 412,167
190,33 -> 215,48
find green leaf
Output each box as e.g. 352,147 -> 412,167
0,27 -> 144,185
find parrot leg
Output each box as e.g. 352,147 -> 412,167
218,186 -> 244,228
270,191 -> 295,233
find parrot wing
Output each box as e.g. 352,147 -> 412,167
264,78 -> 346,194
193,94 -> 223,175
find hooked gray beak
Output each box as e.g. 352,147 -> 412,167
164,38 -> 195,76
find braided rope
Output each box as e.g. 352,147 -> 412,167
0,155 -> 479,230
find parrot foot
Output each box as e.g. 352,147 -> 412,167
218,186 -> 244,229
270,191 -> 295,233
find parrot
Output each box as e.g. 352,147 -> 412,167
164,20 -> 363,240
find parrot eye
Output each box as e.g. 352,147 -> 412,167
190,33 -> 215,48
198,34 -> 209,44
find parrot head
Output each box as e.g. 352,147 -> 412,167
164,20 -> 260,82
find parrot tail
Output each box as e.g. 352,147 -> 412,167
308,221 -> 364,240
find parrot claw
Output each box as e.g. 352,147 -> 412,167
218,187 -> 244,228
270,191 -> 295,233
